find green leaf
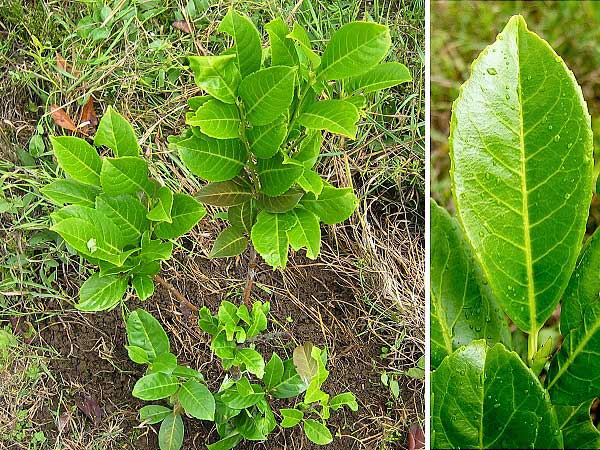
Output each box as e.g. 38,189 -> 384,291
218,300 -> 239,327
235,348 -> 265,379
257,188 -> 303,213
198,306 -> 220,336
174,135 -> 247,182
547,229 -> 600,405
430,200 -> 509,368
206,434 -> 243,450
50,136 -> 102,186
127,345 -> 150,364
250,210 -> 297,269
239,66 -> 297,126
318,22 -> 390,81
263,353 -> 284,389
265,18 -> 298,67
287,23 -> 320,68
178,379 -> 215,420
271,358 -> 309,398
77,272 -> 127,311
94,106 -> 140,156
228,200 -> 257,234
158,413 -> 184,450
147,186 -> 174,223
211,331 -> 236,360
450,16 -> 593,335
303,420 -> 333,445
196,180 -> 252,207
188,55 -> 241,104
210,227 -> 247,258
431,341 -> 562,449
127,309 -> 170,361
41,179 -> 100,207
140,405 -> 172,424
300,185 -> 357,225
186,100 -> 240,139
298,100 -> 359,139
556,400 -> 600,449
132,274 -> 155,301
304,346 -> 329,404
96,194 -> 149,244
257,154 -> 304,197
346,62 -> 412,93
221,384 -> 265,410
287,208 -> 320,259
293,131 -> 322,169
172,365 -> 203,380
330,392 -> 358,411
188,95 -> 211,110
141,231 -> 173,262
218,9 -> 262,78
154,193 -> 206,239
100,157 -> 153,195
132,372 -> 179,400
297,170 -> 323,195
150,352 -> 178,374
246,117 -> 287,159
280,408 -> 303,428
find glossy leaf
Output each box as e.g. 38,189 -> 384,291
246,117 -> 287,159
547,229 -> 600,405
297,170 -> 323,195
218,9 -> 261,77
330,392 -> 358,411
94,105 -> 140,156
287,208 -> 320,259
265,18 -> 298,67
178,379 -> 215,420
235,348 -> 265,379
298,100 -> 359,139
50,136 -> 102,186
132,372 -> 179,400
139,405 -> 172,424
257,154 -> 304,197
228,200 -> 257,234
346,62 -> 412,93
263,353 -> 284,389
188,55 -> 240,104
293,131 -> 322,169
41,179 -> 100,207
186,100 -> 240,139
280,408 -> 303,428
96,194 -> 149,244
271,358 -> 308,398
100,157 -> 153,196
287,23 -> 320,68
175,135 -> 247,182
300,185 -> 357,225
77,272 -> 127,311
196,180 -> 252,207
250,211 -> 296,269
257,188 -> 303,213
154,193 -> 206,239
127,309 -> 170,361
303,420 -> 333,445
431,340 -> 562,449
210,227 -> 247,258
317,22 -> 390,81
556,400 -> 600,449
450,16 -> 593,334
239,66 -> 297,126
158,413 -> 184,450
132,274 -> 155,301
147,186 -> 174,223
430,200 -> 509,368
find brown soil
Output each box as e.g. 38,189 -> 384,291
24,243 -> 419,450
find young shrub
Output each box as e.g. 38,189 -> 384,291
130,304 -> 357,450
170,9 -> 412,269
42,107 -> 206,311
431,16 -> 599,449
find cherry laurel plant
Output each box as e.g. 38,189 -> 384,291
128,304 -> 357,450
431,16 -> 600,449
42,107 -> 206,311
169,9 -> 412,269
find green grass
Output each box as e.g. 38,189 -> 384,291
431,0 -> 600,207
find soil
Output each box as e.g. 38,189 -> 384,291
24,242 -> 420,450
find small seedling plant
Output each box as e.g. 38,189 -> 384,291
127,303 -> 357,450
42,107 -> 206,311
431,16 -> 600,449
169,9 -> 412,269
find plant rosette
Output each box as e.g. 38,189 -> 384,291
169,9 -> 412,270
43,107 -> 206,311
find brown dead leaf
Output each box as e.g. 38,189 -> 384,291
56,412 -> 71,433
75,393 -> 103,425
50,104 -> 77,131
79,96 -> 98,134
173,20 -> 192,34
56,52 -> 69,72
408,423 -> 425,450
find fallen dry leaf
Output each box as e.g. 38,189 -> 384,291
173,20 -> 192,34
74,393 -> 103,425
408,423 -> 425,450
79,96 -> 98,134
50,104 -> 77,131
55,52 -> 69,72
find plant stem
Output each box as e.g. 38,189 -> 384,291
154,274 -> 198,312
528,329 -> 538,365
242,244 -> 257,307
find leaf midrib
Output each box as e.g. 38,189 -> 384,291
246,68 -> 294,117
